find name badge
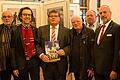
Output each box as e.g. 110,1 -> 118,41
107,34 -> 112,36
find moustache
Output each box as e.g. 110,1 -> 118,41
101,16 -> 106,19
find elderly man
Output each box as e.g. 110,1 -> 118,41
0,10 -> 16,80
69,15 -> 94,80
94,5 -> 120,80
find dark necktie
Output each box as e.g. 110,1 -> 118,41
25,27 -> 29,45
98,25 -> 105,44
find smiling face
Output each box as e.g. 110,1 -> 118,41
99,5 -> 112,24
71,16 -> 83,32
20,9 -> 32,26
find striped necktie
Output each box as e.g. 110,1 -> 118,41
51,28 -> 56,42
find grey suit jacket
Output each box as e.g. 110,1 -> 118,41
37,24 -> 70,74
94,20 -> 120,75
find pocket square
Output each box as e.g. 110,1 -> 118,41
107,34 -> 112,36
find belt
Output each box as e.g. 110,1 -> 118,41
26,57 -> 30,60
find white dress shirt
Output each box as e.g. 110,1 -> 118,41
50,24 -> 59,41
97,20 -> 112,44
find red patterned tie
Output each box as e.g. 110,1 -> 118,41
51,28 -> 56,42
98,25 -> 105,44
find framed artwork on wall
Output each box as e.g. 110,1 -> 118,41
43,1 -> 69,28
0,1 -> 41,27
69,4 -> 80,28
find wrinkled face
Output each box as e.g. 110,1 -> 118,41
85,11 -> 96,25
2,11 -> 13,26
71,16 -> 83,31
21,9 -> 32,25
99,6 -> 111,24
48,12 -> 60,27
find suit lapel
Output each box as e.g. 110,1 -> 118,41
99,21 -> 113,44
18,25 -> 24,49
95,27 -> 101,45
58,26 -> 63,42
31,27 -> 35,39
46,25 -> 50,41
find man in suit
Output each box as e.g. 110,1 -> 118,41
11,7 -> 39,80
85,10 -> 98,32
0,10 -> 17,80
94,5 -> 120,80
38,9 -> 70,80
69,15 -> 94,80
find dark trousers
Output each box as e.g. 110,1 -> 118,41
73,71 -> 92,80
1,70 -> 11,80
74,72 -> 80,80
0,57 -> 17,80
94,72 -> 110,80
15,59 -> 39,80
42,63 -> 67,80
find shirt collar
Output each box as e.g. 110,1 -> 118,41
101,19 -> 112,27
50,24 -> 59,29
22,25 -> 31,29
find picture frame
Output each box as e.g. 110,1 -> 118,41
0,1 -> 41,27
42,1 -> 69,28
69,4 -> 80,28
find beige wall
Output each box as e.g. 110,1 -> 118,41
101,0 -> 120,24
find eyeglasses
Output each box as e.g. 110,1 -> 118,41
22,14 -> 31,16
49,15 -> 59,18
2,16 -> 12,19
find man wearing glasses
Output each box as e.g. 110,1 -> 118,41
10,7 -> 39,80
0,10 -> 17,80
38,9 -> 70,80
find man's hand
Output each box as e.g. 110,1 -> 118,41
87,69 -> 94,77
110,71 -> 117,80
56,49 -> 65,56
40,54 -> 50,62
13,69 -> 19,77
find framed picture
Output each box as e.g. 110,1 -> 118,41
42,1 -> 69,28
69,4 -> 80,28
0,1 -> 41,27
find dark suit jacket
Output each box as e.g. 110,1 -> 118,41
94,21 -> 120,76
0,24 -> 7,70
11,24 -> 39,70
0,24 -> 15,70
37,24 -> 70,74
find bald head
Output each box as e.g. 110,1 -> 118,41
2,10 -> 13,27
85,10 -> 96,25
99,5 -> 112,24
71,16 -> 83,32
99,5 -> 111,13
71,16 -> 82,22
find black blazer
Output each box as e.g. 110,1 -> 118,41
37,24 -> 70,74
0,24 -> 8,70
11,24 -> 39,70
0,24 -> 15,70
94,21 -> 120,75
